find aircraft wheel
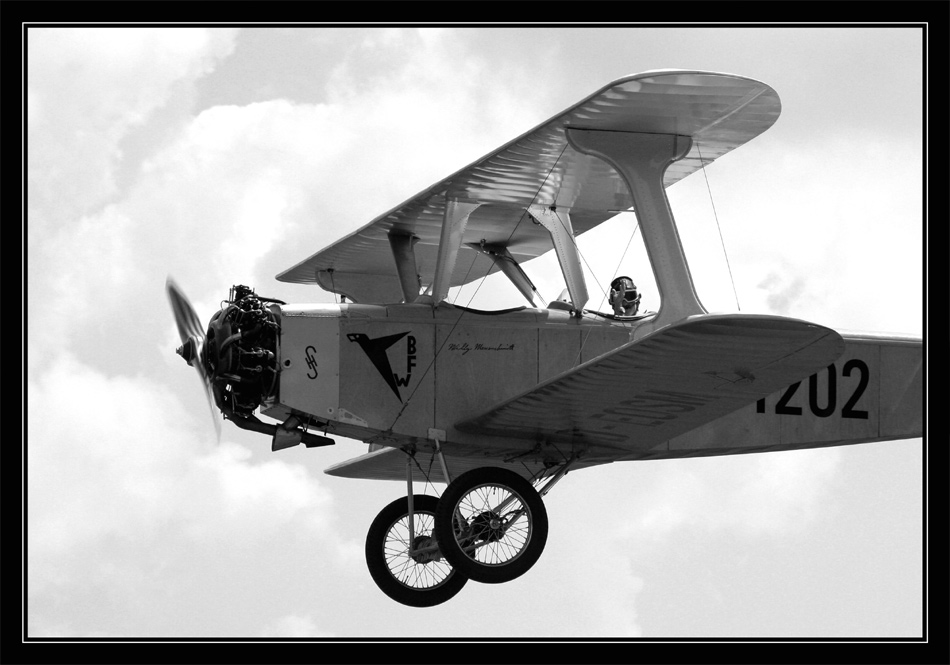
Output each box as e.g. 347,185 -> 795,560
365,495 -> 467,607
435,467 -> 548,584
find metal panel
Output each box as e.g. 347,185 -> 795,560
578,326 -> 630,364
776,342 -> 879,445
880,342 -> 923,438
539,327 -> 581,383
338,319 -> 435,438
434,324 -> 539,433
278,308 -> 341,421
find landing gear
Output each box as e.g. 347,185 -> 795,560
434,467 -> 548,584
365,495 -> 467,607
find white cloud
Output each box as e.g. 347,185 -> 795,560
28,27 -> 238,218
756,269 -> 807,315
261,614 -> 333,638
718,448 -> 842,532
615,448 -> 842,548
662,131 -> 920,333
27,27 -> 240,371
591,559 -> 644,637
140,99 -> 353,286
27,353 -> 338,636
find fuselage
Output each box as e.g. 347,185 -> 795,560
259,301 -> 648,459
199,286 -> 920,470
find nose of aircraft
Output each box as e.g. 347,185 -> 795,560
165,277 -> 222,441
175,335 -> 201,366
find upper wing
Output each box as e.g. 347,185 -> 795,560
454,314 -> 844,463
277,70 -> 781,303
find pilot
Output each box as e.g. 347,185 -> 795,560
609,276 -> 640,316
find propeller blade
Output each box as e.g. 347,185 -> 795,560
166,276 -> 223,442
201,375 -> 223,440
166,277 -> 204,344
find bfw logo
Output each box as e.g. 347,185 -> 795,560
347,331 -> 417,401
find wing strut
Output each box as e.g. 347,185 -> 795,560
388,231 -> 421,303
566,129 -> 705,332
466,242 -> 538,306
527,205 -> 588,313
419,199 -> 480,306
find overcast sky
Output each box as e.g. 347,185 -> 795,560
26,26 -> 926,643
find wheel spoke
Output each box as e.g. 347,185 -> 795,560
366,495 -> 467,606
382,513 -> 453,590
434,468 -> 548,585
451,482 -> 532,566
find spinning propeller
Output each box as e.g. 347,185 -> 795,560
165,277 -> 222,440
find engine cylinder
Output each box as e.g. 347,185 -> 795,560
204,286 -> 280,417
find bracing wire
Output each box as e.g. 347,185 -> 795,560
697,142 -> 741,311
409,451 -> 441,498
450,251 -> 481,305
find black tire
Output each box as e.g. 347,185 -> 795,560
365,495 -> 467,607
435,467 -> 548,584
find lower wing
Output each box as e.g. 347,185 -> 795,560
455,314 -> 846,462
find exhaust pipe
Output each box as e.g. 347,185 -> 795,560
223,410 -> 334,451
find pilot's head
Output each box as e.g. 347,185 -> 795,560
609,276 -> 640,316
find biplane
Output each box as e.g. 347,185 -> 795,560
167,70 -> 923,607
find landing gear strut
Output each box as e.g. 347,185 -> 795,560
363,447 -> 572,604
